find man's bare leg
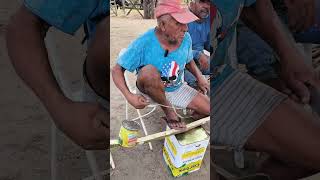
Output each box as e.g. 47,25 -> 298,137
187,92 -> 210,119
257,156 -> 318,180
85,17 -> 109,99
245,99 -> 320,178
136,65 -> 185,129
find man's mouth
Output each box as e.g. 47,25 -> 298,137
200,10 -> 209,17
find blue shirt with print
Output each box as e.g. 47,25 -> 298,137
117,28 -> 193,92
187,16 -> 210,61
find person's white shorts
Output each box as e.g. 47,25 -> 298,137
136,83 -> 199,109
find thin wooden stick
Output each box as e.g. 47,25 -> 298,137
110,117 -> 209,146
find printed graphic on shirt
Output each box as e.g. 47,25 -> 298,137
160,60 -> 182,87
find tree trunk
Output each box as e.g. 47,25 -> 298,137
143,0 -> 155,19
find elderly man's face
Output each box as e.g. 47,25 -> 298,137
163,17 -> 188,45
193,1 -> 210,19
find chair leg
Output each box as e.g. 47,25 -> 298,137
85,151 -> 103,180
183,108 -> 187,115
110,152 -> 115,169
136,109 -> 153,150
125,100 -> 129,120
51,122 -> 57,180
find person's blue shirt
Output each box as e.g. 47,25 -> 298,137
187,16 -> 210,61
117,28 -> 194,92
24,0 -> 109,44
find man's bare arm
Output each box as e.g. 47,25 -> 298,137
241,0 -> 320,103
186,60 -> 205,81
6,6 -> 67,109
240,0 -> 296,63
6,6 -> 108,150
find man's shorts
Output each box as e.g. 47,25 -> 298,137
211,65 -> 288,150
136,83 -> 199,109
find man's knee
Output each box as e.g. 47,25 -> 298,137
137,65 -> 163,92
188,93 -> 210,115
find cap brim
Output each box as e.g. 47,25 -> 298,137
171,9 -> 199,24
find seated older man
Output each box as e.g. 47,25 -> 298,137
112,0 -> 210,130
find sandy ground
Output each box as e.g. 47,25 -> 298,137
0,1 -> 106,179
109,10 -> 210,180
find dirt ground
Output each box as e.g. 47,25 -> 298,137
109,11 -> 210,180
0,1 -> 106,180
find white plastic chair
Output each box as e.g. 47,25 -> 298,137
123,70 -> 155,150
110,49 -> 155,169
45,32 -> 105,180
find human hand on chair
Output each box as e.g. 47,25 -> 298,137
127,93 -> 149,109
280,51 -> 320,104
198,53 -> 210,71
197,77 -> 210,95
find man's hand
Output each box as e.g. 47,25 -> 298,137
51,101 -> 108,150
265,78 -> 301,103
127,93 -> 149,109
198,53 -> 209,71
284,0 -> 315,32
197,76 -> 210,95
280,51 -> 320,104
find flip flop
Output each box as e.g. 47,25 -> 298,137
161,117 -> 186,130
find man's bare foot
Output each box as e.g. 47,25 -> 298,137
191,111 -> 208,120
161,117 -> 186,130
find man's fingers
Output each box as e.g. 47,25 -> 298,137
94,108 -> 109,128
93,109 -> 109,142
140,97 -> 149,106
307,77 -> 320,91
282,87 -> 292,96
290,94 -> 302,103
204,61 -> 209,70
288,80 -> 311,103
199,86 -> 208,95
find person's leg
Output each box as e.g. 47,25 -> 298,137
257,156 -> 318,180
212,67 -> 320,179
245,99 -> 320,177
136,65 -> 185,129
85,17 -> 109,100
187,92 -> 210,118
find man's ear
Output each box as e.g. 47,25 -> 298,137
159,21 -> 166,32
